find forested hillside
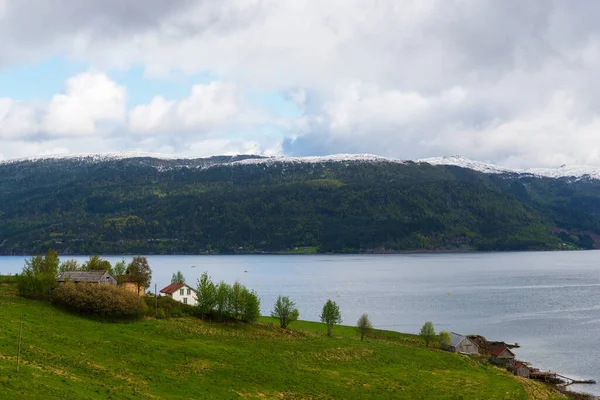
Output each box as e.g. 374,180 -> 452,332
1,154 -> 600,255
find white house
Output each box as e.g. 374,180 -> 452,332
159,282 -> 198,306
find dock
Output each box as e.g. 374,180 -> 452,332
530,370 -> 596,386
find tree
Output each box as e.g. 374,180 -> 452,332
320,299 -> 342,337
197,272 -> 216,319
271,296 -> 299,329
171,271 -> 186,284
214,281 -> 230,321
83,255 -> 112,272
113,259 -> 127,277
228,281 -> 243,319
18,249 -> 60,299
59,259 -> 80,273
439,330 -> 452,349
125,256 -> 152,295
240,288 -> 261,323
356,313 -> 373,341
420,322 -> 436,348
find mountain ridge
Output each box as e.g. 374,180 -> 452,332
3,152 -> 600,180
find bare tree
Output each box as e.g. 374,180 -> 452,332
356,313 -> 373,341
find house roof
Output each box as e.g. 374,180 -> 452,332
57,270 -> 115,283
160,282 -> 186,294
491,346 -> 515,357
449,332 -> 478,349
514,362 -> 528,369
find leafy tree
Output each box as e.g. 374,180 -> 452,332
59,259 -> 80,273
420,321 -> 436,348
124,256 -> 152,295
197,272 -> 216,319
271,295 -> 299,329
439,330 -> 452,348
18,249 -> 60,299
113,259 -> 127,277
214,281 -> 230,321
171,271 -> 186,284
356,313 -> 373,341
228,281 -> 243,319
240,287 -> 261,323
83,255 -> 112,272
320,299 -> 342,337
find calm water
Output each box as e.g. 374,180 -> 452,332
2,251 -> 600,395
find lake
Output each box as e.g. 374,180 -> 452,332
1,251 -> 600,395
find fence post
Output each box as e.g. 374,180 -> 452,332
16,315 -> 23,372
154,284 -> 158,317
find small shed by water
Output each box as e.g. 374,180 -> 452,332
513,362 -> 531,378
445,332 -> 479,354
490,346 -> 516,366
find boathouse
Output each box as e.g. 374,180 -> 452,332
445,332 -> 479,354
513,362 -> 530,378
490,346 -> 516,366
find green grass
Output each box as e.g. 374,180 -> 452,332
0,280 -> 565,399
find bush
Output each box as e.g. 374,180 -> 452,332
143,295 -> 198,318
53,282 -> 147,320
271,296 -> 299,329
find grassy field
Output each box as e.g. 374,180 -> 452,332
0,278 -> 566,399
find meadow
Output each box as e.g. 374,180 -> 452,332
0,277 -> 565,399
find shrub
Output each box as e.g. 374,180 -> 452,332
53,282 -> 147,320
439,330 -> 452,348
17,250 -> 60,299
143,295 -> 198,318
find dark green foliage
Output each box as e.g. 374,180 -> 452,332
271,295 -> 300,329
17,250 -> 60,299
320,299 -> 342,337
1,156 -> 600,254
143,295 -> 198,318
52,282 -> 147,319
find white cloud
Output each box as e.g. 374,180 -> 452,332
4,1 -> 600,166
128,82 -> 238,134
43,72 -> 126,136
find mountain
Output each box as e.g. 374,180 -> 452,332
1,153 -> 600,255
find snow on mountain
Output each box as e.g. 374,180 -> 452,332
229,153 -> 406,166
417,155 -> 600,180
417,156 -> 523,175
3,152 -> 600,180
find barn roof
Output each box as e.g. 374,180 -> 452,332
160,282 -> 186,294
491,346 -> 515,357
57,270 -> 114,283
450,332 -> 466,347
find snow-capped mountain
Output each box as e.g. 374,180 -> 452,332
3,152 -> 600,180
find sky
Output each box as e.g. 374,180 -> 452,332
1,0 -> 600,167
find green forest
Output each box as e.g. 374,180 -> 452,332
1,156 -> 599,255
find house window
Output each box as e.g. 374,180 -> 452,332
187,289 -> 191,295
183,297 -> 188,304
180,289 -> 184,295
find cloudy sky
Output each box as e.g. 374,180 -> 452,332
1,0 -> 600,167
